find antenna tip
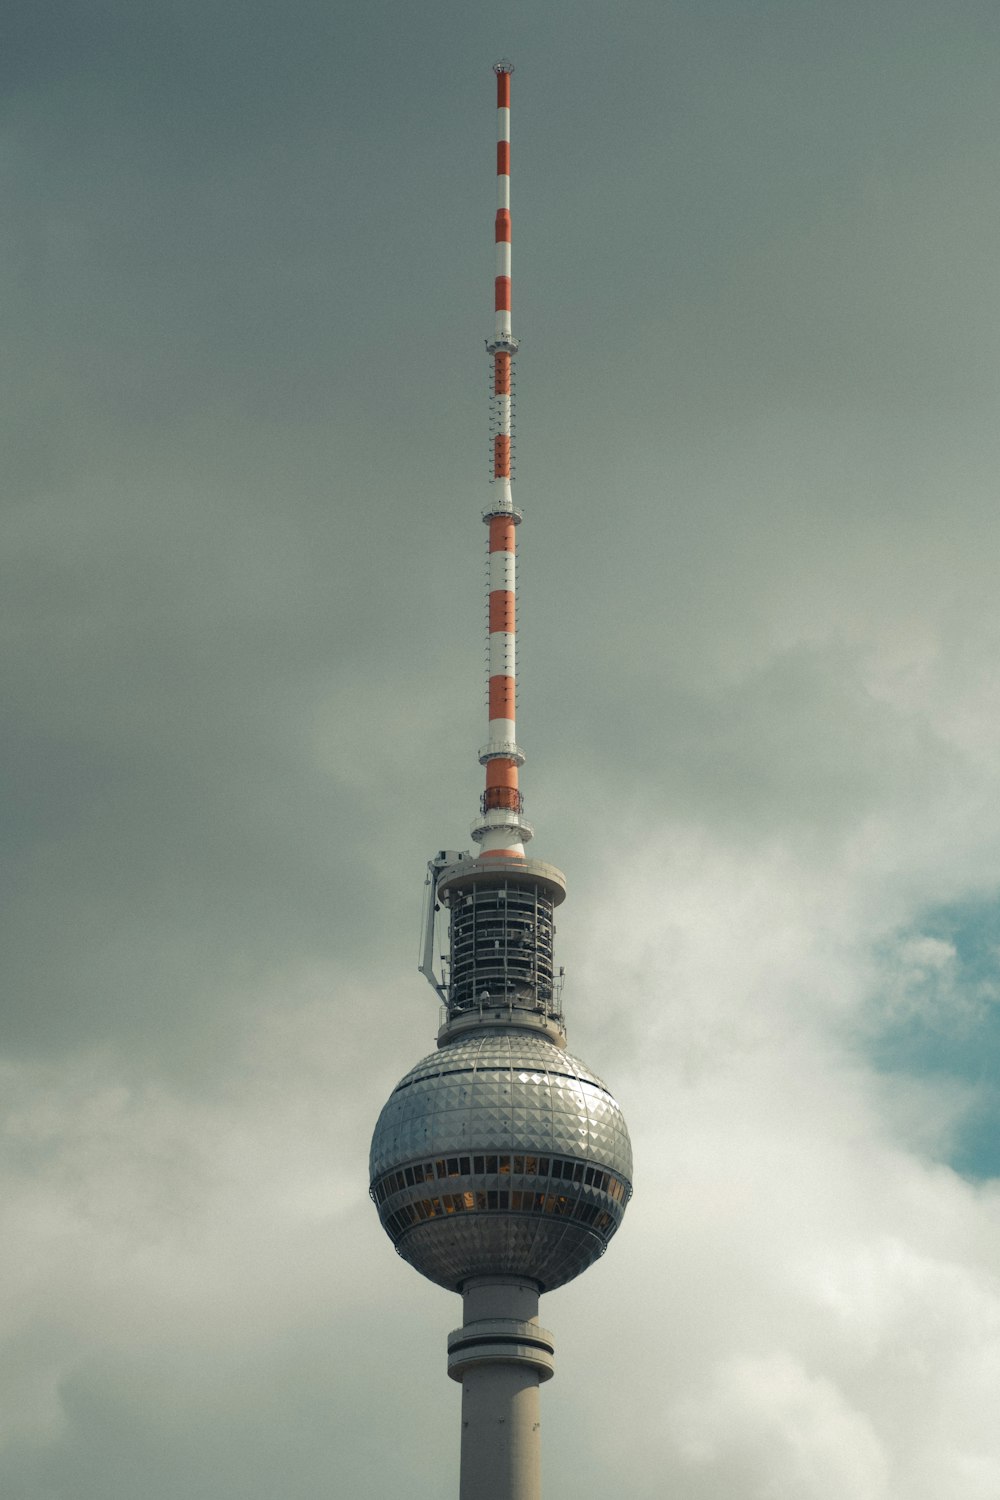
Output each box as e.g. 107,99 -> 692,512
493,58 -> 514,75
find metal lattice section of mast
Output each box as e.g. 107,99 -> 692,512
448,882 -> 557,1011
432,857 -> 567,1043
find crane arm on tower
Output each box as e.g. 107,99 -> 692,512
418,850 -> 464,999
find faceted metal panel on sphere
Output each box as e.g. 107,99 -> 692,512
369,1031 -> 632,1291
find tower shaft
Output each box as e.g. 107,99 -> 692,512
449,1278 -> 554,1500
369,60 -> 633,1500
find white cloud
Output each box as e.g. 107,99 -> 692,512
535,818 -> 1000,1500
671,1352 -> 890,1500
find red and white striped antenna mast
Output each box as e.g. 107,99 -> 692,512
472,59 -> 532,862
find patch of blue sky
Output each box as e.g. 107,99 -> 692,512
867,896 -> 1000,1180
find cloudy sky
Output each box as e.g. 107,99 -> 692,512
5,1 -> 1000,1496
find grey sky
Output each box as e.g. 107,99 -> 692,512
5,3 -> 1000,1496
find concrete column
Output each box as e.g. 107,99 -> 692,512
447,1278 -> 554,1500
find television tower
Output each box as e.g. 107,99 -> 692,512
370,62 -> 632,1500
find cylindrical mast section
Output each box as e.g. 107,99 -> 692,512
448,1277 -> 554,1500
474,60 -> 533,861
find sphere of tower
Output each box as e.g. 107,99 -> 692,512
369,1030 -> 632,1292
